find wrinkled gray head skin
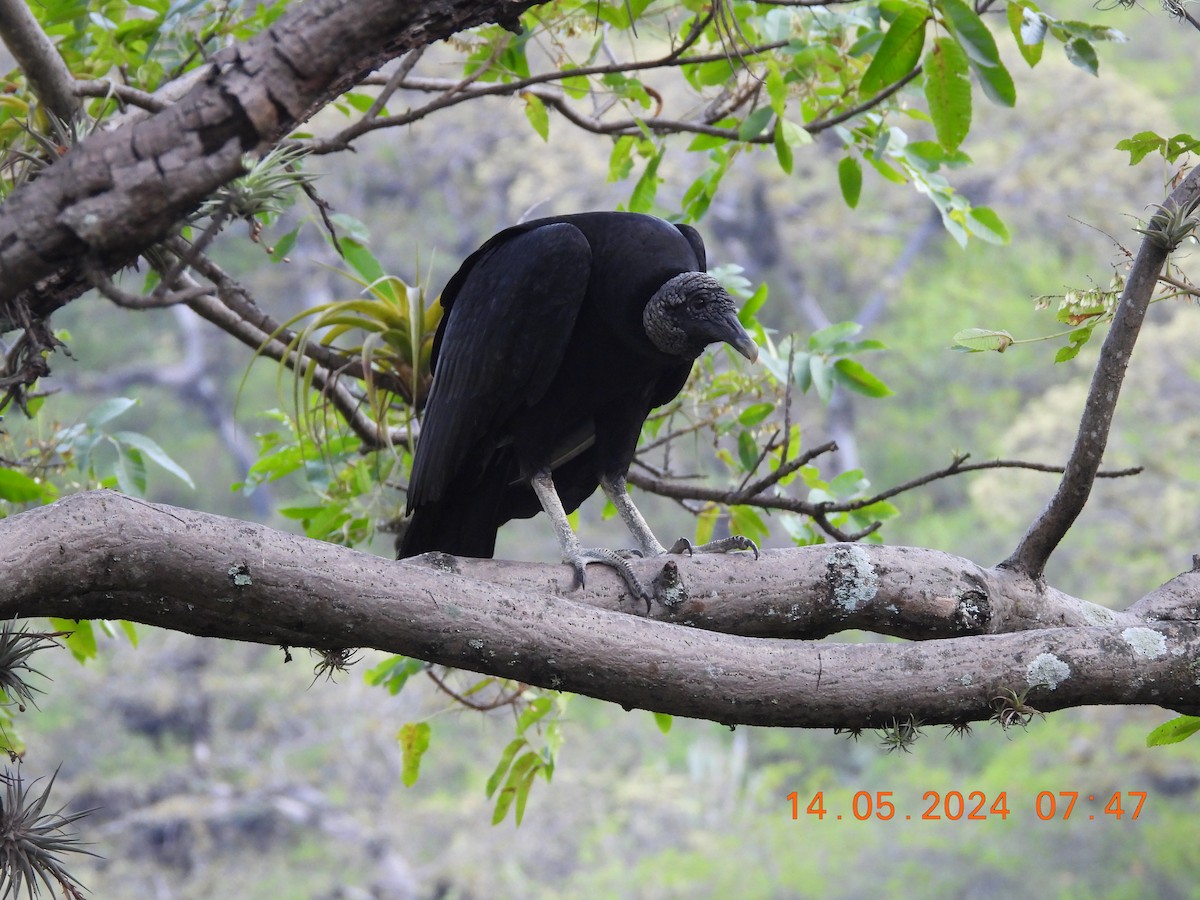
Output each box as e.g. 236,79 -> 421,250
643,272 -> 759,362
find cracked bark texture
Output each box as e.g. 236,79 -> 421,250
3,492 -> 1198,729
0,0 -> 538,322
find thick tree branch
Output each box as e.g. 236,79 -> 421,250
2,492 -> 1197,729
1004,166 -> 1200,579
0,0 -> 540,322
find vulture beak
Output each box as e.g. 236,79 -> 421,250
722,313 -> 759,363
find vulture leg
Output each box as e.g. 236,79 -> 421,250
530,470 -> 653,602
600,475 -> 761,560
597,474 -> 669,558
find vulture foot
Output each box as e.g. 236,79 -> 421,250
667,535 -> 760,559
567,547 -> 655,606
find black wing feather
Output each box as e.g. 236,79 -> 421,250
407,222 -> 591,511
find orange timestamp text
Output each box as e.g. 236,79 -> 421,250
788,790 -> 1147,822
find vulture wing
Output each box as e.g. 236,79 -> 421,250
406,222 -> 592,511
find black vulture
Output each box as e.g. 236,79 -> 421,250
397,211 -> 759,599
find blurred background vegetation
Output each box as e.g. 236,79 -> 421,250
2,0 -> 1199,896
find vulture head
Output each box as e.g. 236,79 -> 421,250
643,272 -> 759,363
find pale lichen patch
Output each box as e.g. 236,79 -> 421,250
826,545 -> 878,613
1122,627 -> 1167,659
1026,653 -> 1070,690
1080,604 -> 1117,626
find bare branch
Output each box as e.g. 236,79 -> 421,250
73,79 -> 168,114
628,452 -> 1142,537
1004,166 -> 1200,579
0,0 -> 81,123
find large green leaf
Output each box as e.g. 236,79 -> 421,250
924,37 -> 972,152
1146,715 -> 1200,747
832,358 -> 893,397
1007,1 -> 1046,67
838,156 -> 863,208
398,722 -> 431,787
937,0 -> 1001,67
859,6 -> 929,96
114,431 -> 196,489
0,467 -> 48,503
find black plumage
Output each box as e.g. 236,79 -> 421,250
398,211 -> 758,597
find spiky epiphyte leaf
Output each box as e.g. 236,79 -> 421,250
0,765 -> 96,900
196,144 -> 317,223
0,622 -> 60,713
1133,195 -> 1200,251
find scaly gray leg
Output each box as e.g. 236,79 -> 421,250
531,469 -> 653,602
600,474 -> 760,560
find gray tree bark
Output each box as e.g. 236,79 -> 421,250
3,491 -> 1197,729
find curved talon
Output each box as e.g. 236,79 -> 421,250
564,547 -> 654,607
692,535 -> 759,559
570,558 -> 589,591
667,537 -> 694,556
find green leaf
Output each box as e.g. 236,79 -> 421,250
937,0 -> 1001,67
329,213 -> 371,244
810,353 -> 833,402
810,321 -> 862,350
738,402 -> 774,427
832,358 -> 893,397
270,226 -> 300,262
0,467 -> 48,503
860,6 -> 929,96
118,620 -> 138,646
695,504 -> 719,546
730,505 -> 770,545
1165,133 -> 1200,162
340,237 -> 385,284
966,206 -> 1011,244
653,712 -> 673,734
486,738 -> 526,799
829,469 -> 868,498
51,618 -> 97,662
778,118 -> 812,149
738,282 -> 768,325
493,752 -> 538,825
765,61 -> 787,114
1115,131 -> 1165,166
628,148 -> 662,212
738,106 -> 774,141
114,431 -> 196,489
1064,37 -> 1098,76
608,135 -> 636,181
693,58 -> 736,86
85,396 -> 137,429
398,722 -> 431,787
737,430 -> 758,471
1007,1 -> 1045,67
972,58 -> 1016,107
838,156 -> 863,208
1147,715 -> 1200,747
365,655 -> 425,695
773,121 -> 793,174
522,92 -> 549,141
517,696 -> 553,733
952,327 -> 1014,352
114,443 -> 147,496
924,36 -> 972,153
